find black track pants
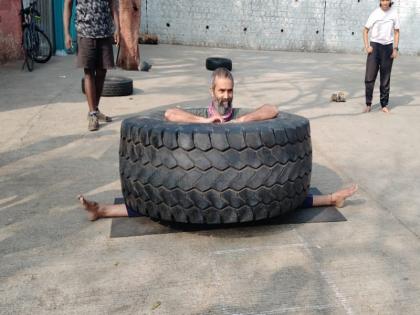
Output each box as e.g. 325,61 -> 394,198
364,42 -> 394,107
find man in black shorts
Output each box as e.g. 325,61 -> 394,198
64,0 -> 120,131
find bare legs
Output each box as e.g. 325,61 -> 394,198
312,184 -> 358,208
84,69 -> 97,112
78,195 -> 128,221
84,68 -> 112,131
94,69 -> 107,111
78,184 -> 358,221
84,68 -> 107,112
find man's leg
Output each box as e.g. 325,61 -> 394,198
84,69 -> 97,112
379,45 -> 394,113
364,49 -> 379,112
301,184 -> 358,209
77,37 -> 101,130
93,68 -> 112,122
78,195 -> 128,221
94,37 -> 114,122
84,69 -> 100,131
94,68 -> 106,111
311,184 -> 358,208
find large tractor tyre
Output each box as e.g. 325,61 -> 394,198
119,109 -> 312,224
82,76 -> 133,96
205,57 -> 232,71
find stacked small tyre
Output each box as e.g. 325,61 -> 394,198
119,109 -> 312,224
205,57 -> 232,71
81,76 -> 133,96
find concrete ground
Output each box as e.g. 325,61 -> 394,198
1,44 -> 420,314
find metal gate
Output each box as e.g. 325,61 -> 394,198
36,0 -> 54,49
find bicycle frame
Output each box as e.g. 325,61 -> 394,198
21,1 -> 41,31
20,0 -> 52,70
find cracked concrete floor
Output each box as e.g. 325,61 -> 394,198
1,45 -> 420,314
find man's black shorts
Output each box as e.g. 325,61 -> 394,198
77,36 -> 115,70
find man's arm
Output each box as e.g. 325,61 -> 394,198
109,0 -> 120,46
63,0 -> 73,50
232,104 -> 278,123
391,29 -> 400,59
164,108 -> 222,123
363,27 -> 372,54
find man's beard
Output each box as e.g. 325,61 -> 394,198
214,97 -> 233,115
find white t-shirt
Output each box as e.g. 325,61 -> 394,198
365,7 -> 400,45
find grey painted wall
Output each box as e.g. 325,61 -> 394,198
140,0 -> 420,55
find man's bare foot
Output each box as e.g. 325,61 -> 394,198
363,106 -> 371,113
382,107 -> 390,113
78,195 -> 102,221
331,184 -> 358,208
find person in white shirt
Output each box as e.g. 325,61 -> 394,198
363,0 -> 400,113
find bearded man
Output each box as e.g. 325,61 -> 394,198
164,68 -> 278,123
78,68 -> 358,220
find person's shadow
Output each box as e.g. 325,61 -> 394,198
388,95 -> 415,110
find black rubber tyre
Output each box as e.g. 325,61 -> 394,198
22,27 -> 34,72
119,109 -> 312,224
82,76 -> 133,96
206,57 -> 232,71
32,27 -> 52,63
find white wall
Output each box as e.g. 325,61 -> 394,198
140,0 -> 420,55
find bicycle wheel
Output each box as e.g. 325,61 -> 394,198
23,26 -> 34,71
32,27 -> 52,63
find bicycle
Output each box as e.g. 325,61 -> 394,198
20,0 -> 52,71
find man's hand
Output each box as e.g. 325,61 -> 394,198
63,0 -> 73,50
391,48 -> 398,59
201,110 -> 224,123
366,46 -> 373,54
203,116 -> 223,124
64,33 -> 72,50
114,30 -> 120,46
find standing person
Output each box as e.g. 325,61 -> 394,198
116,0 -> 140,70
63,0 -> 120,131
363,0 -> 400,113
